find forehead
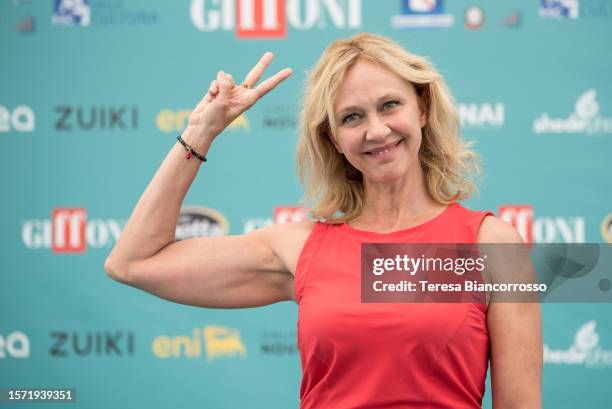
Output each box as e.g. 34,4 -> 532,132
333,59 -> 415,112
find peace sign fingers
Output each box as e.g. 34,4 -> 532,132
253,67 -> 293,99
242,52 -> 275,88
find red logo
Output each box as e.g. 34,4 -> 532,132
498,205 -> 533,243
51,208 -> 87,253
237,0 -> 286,38
273,206 -> 308,223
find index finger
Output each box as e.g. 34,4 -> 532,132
242,52 -> 274,86
254,68 -> 293,98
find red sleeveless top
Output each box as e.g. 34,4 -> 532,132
294,202 -> 494,409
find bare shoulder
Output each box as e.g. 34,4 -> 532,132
477,215 -> 524,244
253,219 -> 318,277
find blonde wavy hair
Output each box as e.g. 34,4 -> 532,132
295,32 -> 480,223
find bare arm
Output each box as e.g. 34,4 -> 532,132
478,216 -> 543,409
104,53 -> 295,308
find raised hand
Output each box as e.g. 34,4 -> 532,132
188,52 -> 292,138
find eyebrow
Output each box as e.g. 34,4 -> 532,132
335,93 -> 403,118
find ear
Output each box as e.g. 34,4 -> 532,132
419,107 -> 427,129
416,87 -> 429,129
328,131 -> 344,154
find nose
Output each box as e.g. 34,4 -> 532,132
365,114 -> 391,142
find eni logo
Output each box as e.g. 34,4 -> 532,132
204,325 -> 246,361
152,325 -> 246,361
156,109 -> 250,133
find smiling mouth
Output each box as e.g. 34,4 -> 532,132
364,139 -> 403,155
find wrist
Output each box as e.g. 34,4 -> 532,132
181,125 -> 216,152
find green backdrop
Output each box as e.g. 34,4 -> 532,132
1,0 -> 611,408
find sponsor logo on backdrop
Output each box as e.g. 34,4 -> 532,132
0,332 -> 30,359
581,0 -> 612,17
22,208 -> 122,253
458,102 -> 505,129
52,0 -> 158,27
464,5 -> 484,29
49,331 -> 134,357
156,109 -> 249,133
244,206 -> 309,233
533,89 -> 612,135
390,0 -> 454,29
243,217 -> 274,233
190,0 -> 362,38
260,329 -> 298,355
602,213 -> 612,243
263,104 -> 297,130
0,105 -> 35,132
52,0 -> 91,26
502,9 -> 522,27
152,326 -> 246,361
176,206 -> 229,240
499,205 -> 585,243
274,206 -> 309,223
539,0 -> 579,19
545,321 -> 612,367
16,16 -> 35,33
23,206 -> 227,252
54,105 -> 139,131
540,0 -> 612,19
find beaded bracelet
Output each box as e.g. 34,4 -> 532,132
176,135 -> 207,162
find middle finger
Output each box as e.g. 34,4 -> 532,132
242,52 -> 273,87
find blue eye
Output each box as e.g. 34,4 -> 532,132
342,113 -> 359,124
383,100 -> 400,110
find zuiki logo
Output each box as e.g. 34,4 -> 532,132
52,0 -> 91,27
533,89 -> 612,135
0,105 -> 35,133
544,321 -> 612,367
152,326 -> 246,361
49,331 -> 134,357
539,0 -> 579,19
499,205 -> 585,243
54,105 -> 139,131
176,207 -> 230,240
156,109 -> 249,133
0,332 -> 30,359
22,208 -> 123,253
459,102 -> 504,129
190,0 -> 362,38
390,0 -> 454,29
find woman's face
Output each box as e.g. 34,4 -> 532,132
331,59 -> 426,184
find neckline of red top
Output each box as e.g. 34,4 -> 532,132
340,202 -> 458,238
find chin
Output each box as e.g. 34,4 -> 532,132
367,168 -> 408,184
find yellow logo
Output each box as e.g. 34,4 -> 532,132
156,109 -> 250,133
152,325 -> 246,361
602,213 -> 612,243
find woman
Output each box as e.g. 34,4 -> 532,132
105,33 -> 542,408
